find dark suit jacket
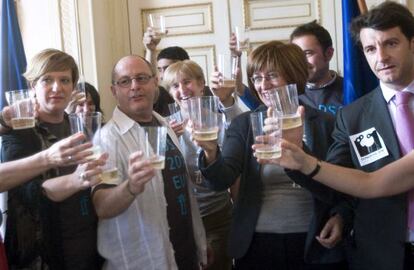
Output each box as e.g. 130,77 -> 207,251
289,87 -> 405,270
329,87 -> 407,270
199,105 -> 345,263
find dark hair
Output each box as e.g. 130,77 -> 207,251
156,46 -> 190,61
350,2 -> 414,45
290,20 -> 333,51
246,41 -> 308,103
84,82 -> 103,114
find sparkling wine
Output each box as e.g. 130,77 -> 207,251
222,79 -> 236,88
282,114 -> 302,130
150,155 -> 165,170
86,146 -> 102,160
100,168 -> 119,184
154,31 -> 167,38
255,146 -> 281,159
193,127 -> 219,141
11,117 -> 35,130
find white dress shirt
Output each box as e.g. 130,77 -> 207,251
96,107 -> 206,270
380,80 -> 414,242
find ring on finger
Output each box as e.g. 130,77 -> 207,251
67,155 -> 73,161
79,172 -> 87,181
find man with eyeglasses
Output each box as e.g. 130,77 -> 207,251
92,55 -> 207,269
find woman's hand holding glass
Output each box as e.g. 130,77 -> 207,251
192,133 -> 219,166
168,118 -> 187,138
210,66 -> 237,108
74,153 -> 108,190
1,106 -> 15,128
167,102 -> 188,138
42,133 -> 94,167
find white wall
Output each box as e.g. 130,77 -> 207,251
14,0 -> 414,116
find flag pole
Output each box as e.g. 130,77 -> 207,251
357,0 -> 368,14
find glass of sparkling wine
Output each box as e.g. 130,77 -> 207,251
5,89 -> 35,130
99,138 -> 119,184
69,112 -> 102,160
148,13 -> 167,37
250,111 -> 282,160
190,96 -> 220,141
143,126 -> 167,170
167,102 -> 184,124
218,53 -> 237,88
235,26 -> 250,51
269,84 -> 302,130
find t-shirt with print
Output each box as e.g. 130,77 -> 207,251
41,120 -> 101,270
140,119 -> 198,270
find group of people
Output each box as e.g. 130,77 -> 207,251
0,1 -> 414,270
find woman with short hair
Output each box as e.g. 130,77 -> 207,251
195,41 -> 347,270
2,48 -> 104,269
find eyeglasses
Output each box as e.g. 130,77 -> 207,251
250,72 -> 279,85
114,74 -> 154,88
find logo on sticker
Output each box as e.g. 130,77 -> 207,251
350,127 -> 389,166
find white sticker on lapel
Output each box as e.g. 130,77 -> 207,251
349,127 -> 389,166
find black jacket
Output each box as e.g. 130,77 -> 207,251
199,104 -> 345,263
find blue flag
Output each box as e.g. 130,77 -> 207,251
342,0 -> 378,105
0,0 -> 27,109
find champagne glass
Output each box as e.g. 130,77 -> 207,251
5,89 -> 35,129
190,96 -> 220,141
143,126 -> 167,170
235,26 -> 250,51
148,14 -> 167,37
218,54 -> 238,88
268,84 -> 302,130
250,110 -> 282,159
69,112 -> 102,160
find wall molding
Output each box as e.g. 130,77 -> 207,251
141,2 -> 214,37
243,0 -> 320,30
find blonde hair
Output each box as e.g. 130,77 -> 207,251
163,60 -> 205,91
246,41 -> 308,102
24,48 -> 79,87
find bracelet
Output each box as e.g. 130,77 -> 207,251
306,159 -> 322,178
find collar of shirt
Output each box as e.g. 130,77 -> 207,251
112,106 -> 137,135
306,70 -> 338,90
380,80 -> 414,105
112,106 -> 170,134
380,80 -> 414,133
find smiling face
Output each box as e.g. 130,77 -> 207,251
163,60 -> 206,108
360,26 -> 414,90
34,69 -> 74,119
111,56 -> 158,122
168,75 -> 205,105
252,70 -> 288,107
291,34 -> 333,84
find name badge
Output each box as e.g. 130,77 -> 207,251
349,127 -> 389,166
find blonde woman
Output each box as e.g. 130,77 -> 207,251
2,49 -> 105,269
163,60 -> 242,269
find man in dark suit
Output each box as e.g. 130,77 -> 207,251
291,2 -> 414,270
